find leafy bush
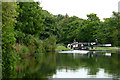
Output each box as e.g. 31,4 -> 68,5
20,45 -> 29,58
56,46 -> 70,50
24,34 -> 34,46
43,35 -> 56,52
34,38 -> 45,53
14,30 -> 25,44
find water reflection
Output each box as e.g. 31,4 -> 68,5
3,51 -> 120,78
55,52 -> 120,78
53,68 -> 113,78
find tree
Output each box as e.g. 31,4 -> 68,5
39,10 -> 57,39
16,2 -> 44,35
112,12 -> 120,46
75,14 -> 100,43
58,16 -> 83,44
2,2 -> 18,77
87,13 -> 100,21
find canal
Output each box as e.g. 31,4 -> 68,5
5,51 -> 120,79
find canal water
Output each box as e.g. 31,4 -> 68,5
6,51 -> 120,78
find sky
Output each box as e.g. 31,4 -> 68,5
35,0 -> 120,21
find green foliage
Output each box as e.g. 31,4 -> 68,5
20,45 -> 29,58
2,2 -> 18,52
43,35 -> 56,52
21,34 -> 41,54
56,46 -> 70,51
16,2 -> 44,35
96,12 -> 120,46
14,30 -> 25,43
24,34 -> 34,45
87,13 -> 100,21
2,2 -> 18,26
2,2 -> 19,77
33,37 -> 45,53
55,12 -> 119,46
39,10 -> 57,40
57,16 -> 83,44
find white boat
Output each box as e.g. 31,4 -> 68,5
58,50 -> 89,54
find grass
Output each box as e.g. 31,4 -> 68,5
56,46 -> 71,51
91,47 -> 120,51
56,45 -> 120,51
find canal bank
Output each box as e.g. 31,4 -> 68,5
89,50 -> 120,53
89,47 -> 120,53
56,46 -> 120,53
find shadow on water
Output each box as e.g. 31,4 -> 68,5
3,51 -> 120,78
